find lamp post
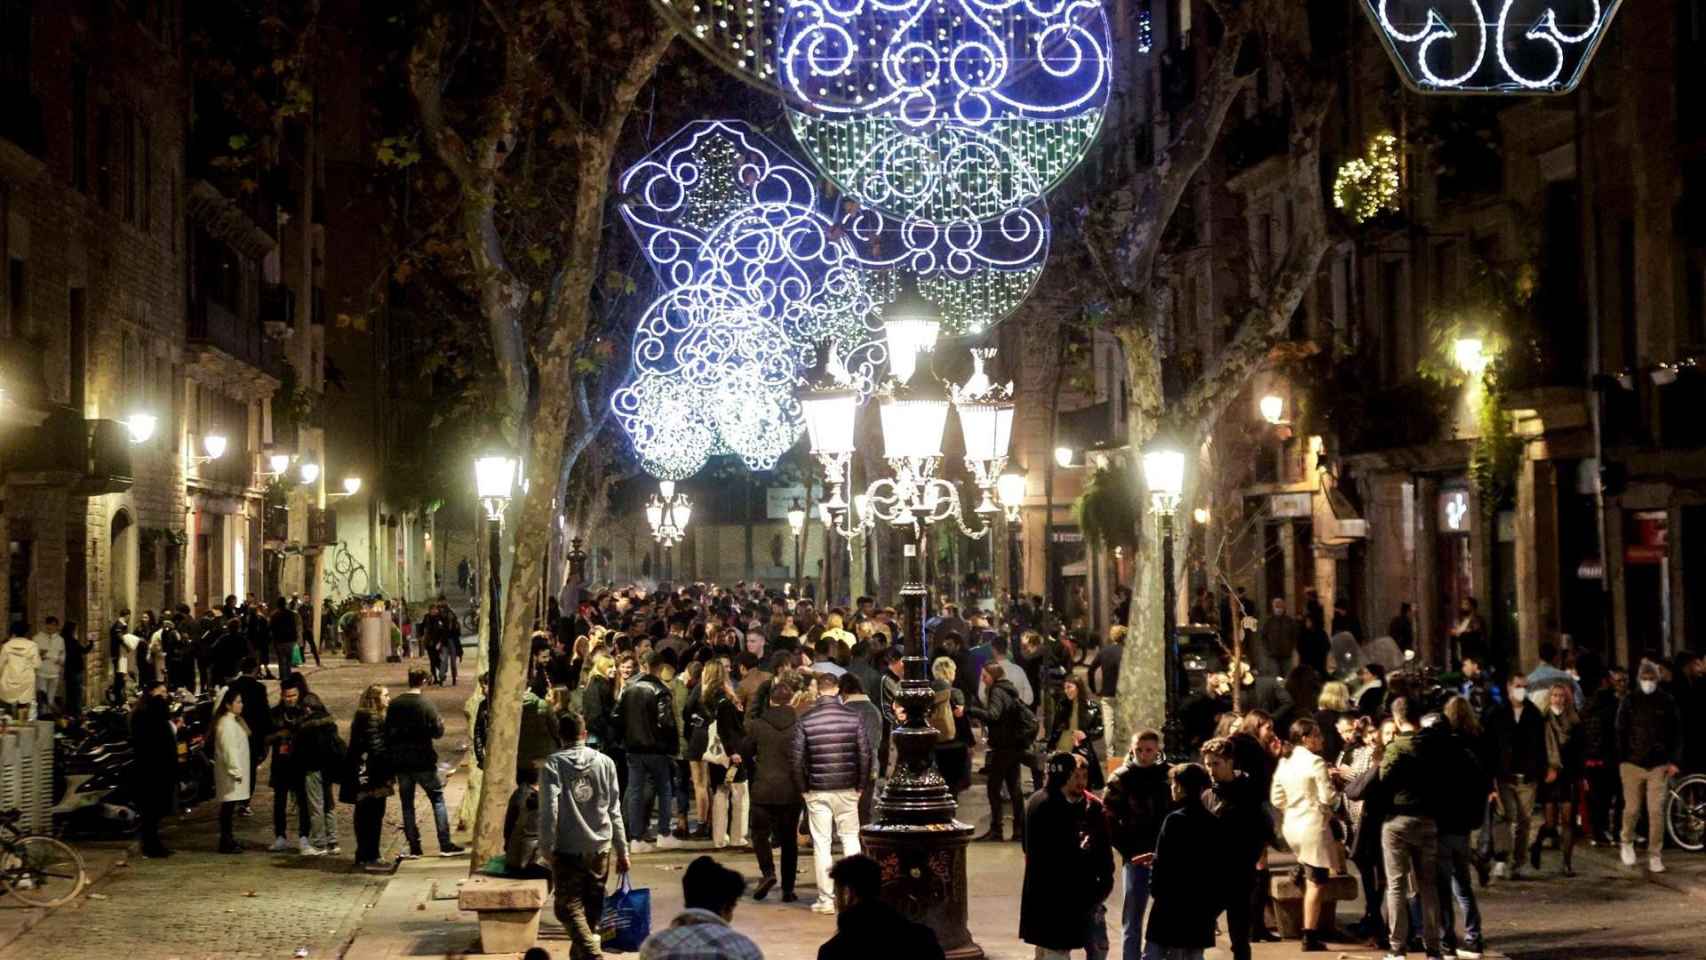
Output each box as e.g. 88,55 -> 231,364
1143,438 -> 1186,758
475,452 -> 517,674
997,467 -> 1026,621
787,498 -> 806,593
645,480 -> 691,582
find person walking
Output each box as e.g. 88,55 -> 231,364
385,668 -> 465,857
269,597 -> 299,676
966,662 -> 1038,842
1580,664 -> 1624,846
743,680 -> 802,901
1534,683 -> 1584,875
790,668 -> 872,916
1270,718 -> 1340,952
267,673 -> 316,854
1616,659 -> 1684,873
703,675 -> 750,850
213,686 -> 252,854
639,855 -> 764,960
1257,597 -> 1300,678
540,710 -> 631,960
345,684 -> 394,870
612,651 -> 681,851
1379,697 -> 1444,960
1484,672 -> 1545,879
1141,763 -> 1221,960
930,657 -> 972,798
1436,698 -> 1490,959
817,854 -> 945,960
1103,730 -> 1170,960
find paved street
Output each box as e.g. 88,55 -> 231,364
7,674 -> 1703,960
0,657 -> 477,960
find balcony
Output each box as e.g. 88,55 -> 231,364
264,504 -> 289,545
308,506 -> 336,546
188,297 -> 276,375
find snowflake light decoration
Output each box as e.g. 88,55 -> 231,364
1359,0 -> 1623,94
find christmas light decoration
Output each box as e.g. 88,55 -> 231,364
1360,0 -> 1621,94
1333,132 -> 1401,224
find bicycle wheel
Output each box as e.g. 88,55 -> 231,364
0,836 -> 87,908
1667,774 -> 1706,853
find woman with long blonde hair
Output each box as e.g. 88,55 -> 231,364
346,684 -> 394,869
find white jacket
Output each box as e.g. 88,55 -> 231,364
0,637 -> 42,704
214,713 -> 253,802
1271,744 -> 1340,869
32,631 -> 65,678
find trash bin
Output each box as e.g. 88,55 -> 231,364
357,609 -> 385,664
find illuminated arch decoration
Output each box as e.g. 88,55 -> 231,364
779,0 -> 1111,221
612,284 -> 808,479
1359,0 -> 1623,94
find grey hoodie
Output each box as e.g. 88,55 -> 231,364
539,744 -> 628,858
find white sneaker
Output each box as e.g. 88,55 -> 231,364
810,899 -> 837,915
629,840 -> 653,854
298,837 -> 326,856
269,836 -> 292,853
1648,853 -> 1666,873
1383,953 -> 1406,960
1620,842 -> 1637,867
1455,947 -> 1484,959
1491,861 -> 1508,879
654,836 -> 682,850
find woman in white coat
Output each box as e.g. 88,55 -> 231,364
214,686 -> 252,854
1270,717 -> 1342,952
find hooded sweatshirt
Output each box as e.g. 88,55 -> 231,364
539,743 -> 628,858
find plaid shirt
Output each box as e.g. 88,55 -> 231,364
638,909 -> 764,960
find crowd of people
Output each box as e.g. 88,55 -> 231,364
4,574 -> 1700,960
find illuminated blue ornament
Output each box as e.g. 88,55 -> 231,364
780,0 -> 1111,222
1360,0 -> 1622,94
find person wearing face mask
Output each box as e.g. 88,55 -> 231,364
1483,673 -> 1545,880
1615,659 -> 1684,873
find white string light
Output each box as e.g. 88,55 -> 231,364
1361,0 -> 1619,93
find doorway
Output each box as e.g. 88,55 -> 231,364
109,509 -> 136,617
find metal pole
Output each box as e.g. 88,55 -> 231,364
487,512 -> 503,676
1160,510 -> 1184,758
1007,516 -> 1021,624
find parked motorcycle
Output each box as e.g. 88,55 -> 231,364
52,691 -> 217,838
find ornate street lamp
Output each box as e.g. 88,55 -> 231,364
645,480 -> 692,580
1142,435 -> 1186,758
997,466 -> 1026,618
787,498 -> 806,586
475,451 -> 517,672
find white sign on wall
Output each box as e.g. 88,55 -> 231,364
1439,489 -> 1472,533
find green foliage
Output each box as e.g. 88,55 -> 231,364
1072,464 -> 1140,553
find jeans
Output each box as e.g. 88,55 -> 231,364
1382,814 -> 1441,957
354,796 -> 387,863
1086,901 -> 1109,960
219,800 -> 240,846
553,849 -> 611,960
1223,866 -> 1257,960
751,802 -> 801,890
1620,762 -> 1669,849
304,770 -> 337,848
805,789 -> 862,906
626,753 -> 675,842
1140,945 -> 1203,960
274,777 -> 311,839
1495,779 -> 1536,866
1585,759 -> 1621,842
986,747 -> 1027,836
1120,862 -> 1151,960
1435,830 -> 1482,949
397,768 -> 453,851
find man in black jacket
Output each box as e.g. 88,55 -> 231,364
791,669 -> 872,916
384,668 -> 464,858
1201,736 -> 1274,960
129,681 -> 178,858
1103,729 -> 1170,960
1617,659 -> 1684,873
818,853 -> 945,960
1482,673 -> 1545,879
268,598 -> 298,676
611,650 -> 679,850
966,662 -> 1035,842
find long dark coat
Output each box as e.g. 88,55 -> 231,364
1020,789 -> 1109,950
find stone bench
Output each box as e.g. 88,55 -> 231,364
458,876 -> 549,954
1266,852 -> 1360,940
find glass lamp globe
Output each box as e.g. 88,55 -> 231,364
202,434 -> 228,460
474,454 -> 517,500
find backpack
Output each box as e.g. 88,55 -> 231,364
1009,697 -> 1040,746
652,682 -> 679,752
928,690 -> 956,741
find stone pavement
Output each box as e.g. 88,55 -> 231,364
0,656 -> 478,960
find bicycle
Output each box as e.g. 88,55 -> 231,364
0,808 -> 87,908
1667,772 -> 1706,852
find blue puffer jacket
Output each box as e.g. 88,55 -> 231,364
790,696 -> 872,793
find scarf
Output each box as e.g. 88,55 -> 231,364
1544,703 -> 1580,770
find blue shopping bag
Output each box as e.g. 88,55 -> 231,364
599,873 -> 651,953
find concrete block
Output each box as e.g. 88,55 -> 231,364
456,875 -> 547,911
